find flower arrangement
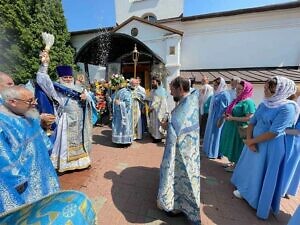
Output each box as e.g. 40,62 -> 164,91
94,80 -> 108,114
109,74 -> 126,90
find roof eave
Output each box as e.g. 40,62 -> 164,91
113,16 -> 183,36
70,27 -> 114,35
182,1 -> 300,22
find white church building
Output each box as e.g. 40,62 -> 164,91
70,0 -> 300,104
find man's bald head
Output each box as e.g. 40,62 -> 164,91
1,86 -> 38,117
0,72 -> 14,91
130,78 -> 139,88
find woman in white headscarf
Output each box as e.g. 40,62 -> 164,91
231,76 -> 299,220
203,77 -> 231,158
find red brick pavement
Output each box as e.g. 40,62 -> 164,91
59,126 -> 299,225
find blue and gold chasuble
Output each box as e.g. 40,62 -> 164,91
36,66 -> 93,173
131,87 -> 145,140
0,191 -> 96,225
0,111 -> 60,213
112,87 -> 133,144
157,90 -> 201,225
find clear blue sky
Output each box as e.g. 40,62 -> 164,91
62,0 -> 294,32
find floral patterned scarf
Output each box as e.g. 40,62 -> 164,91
225,81 -> 253,115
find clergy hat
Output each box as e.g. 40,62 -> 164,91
56,65 -> 73,77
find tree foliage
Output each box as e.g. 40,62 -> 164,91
0,0 -> 75,84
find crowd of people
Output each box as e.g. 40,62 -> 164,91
200,75 -> 300,222
110,74 -> 169,146
0,46 -> 299,224
107,73 -> 300,224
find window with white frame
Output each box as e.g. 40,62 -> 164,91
169,46 -> 175,55
142,13 -> 157,23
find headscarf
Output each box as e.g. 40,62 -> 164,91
263,76 -> 299,123
208,77 -> 227,115
199,84 -> 213,115
214,77 -> 227,95
263,76 -> 296,108
225,81 -> 253,115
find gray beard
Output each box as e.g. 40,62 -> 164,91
24,109 -> 40,119
60,81 -> 75,89
60,81 -> 84,92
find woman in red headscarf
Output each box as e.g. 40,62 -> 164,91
219,80 -> 256,172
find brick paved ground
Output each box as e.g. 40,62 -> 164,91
60,126 -> 299,225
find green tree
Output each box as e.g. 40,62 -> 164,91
0,0 -> 75,84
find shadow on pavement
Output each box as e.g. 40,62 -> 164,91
200,152 -> 292,225
104,166 -> 189,225
92,129 -> 115,147
93,128 -> 165,148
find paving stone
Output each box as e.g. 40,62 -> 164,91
60,126 -> 300,225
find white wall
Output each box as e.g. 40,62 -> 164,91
163,8 -> 300,69
115,20 -> 181,65
252,84 -> 265,106
77,63 -> 106,83
71,32 -> 102,53
88,65 -> 106,83
116,20 -> 166,61
114,0 -> 184,24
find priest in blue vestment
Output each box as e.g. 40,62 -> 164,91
157,77 -> 201,225
130,78 -> 145,140
112,78 -> 133,145
36,50 -> 93,173
0,86 -> 60,213
148,76 -> 168,142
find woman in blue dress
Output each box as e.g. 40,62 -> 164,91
231,76 -> 299,219
203,77 -> 231,158
281,87 -> 300,197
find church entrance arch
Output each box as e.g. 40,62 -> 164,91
75,32 -> 164,93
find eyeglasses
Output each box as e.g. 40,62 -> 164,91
14,98 -> 38,105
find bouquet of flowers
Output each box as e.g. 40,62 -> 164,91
109,74 -> 126,90
95,81 -> 107,114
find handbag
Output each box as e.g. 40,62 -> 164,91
237,125 -> 248,139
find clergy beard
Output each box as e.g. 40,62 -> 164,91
173,96 -> 180,102
24,108 -> 40,119
60,81 -> 75,89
